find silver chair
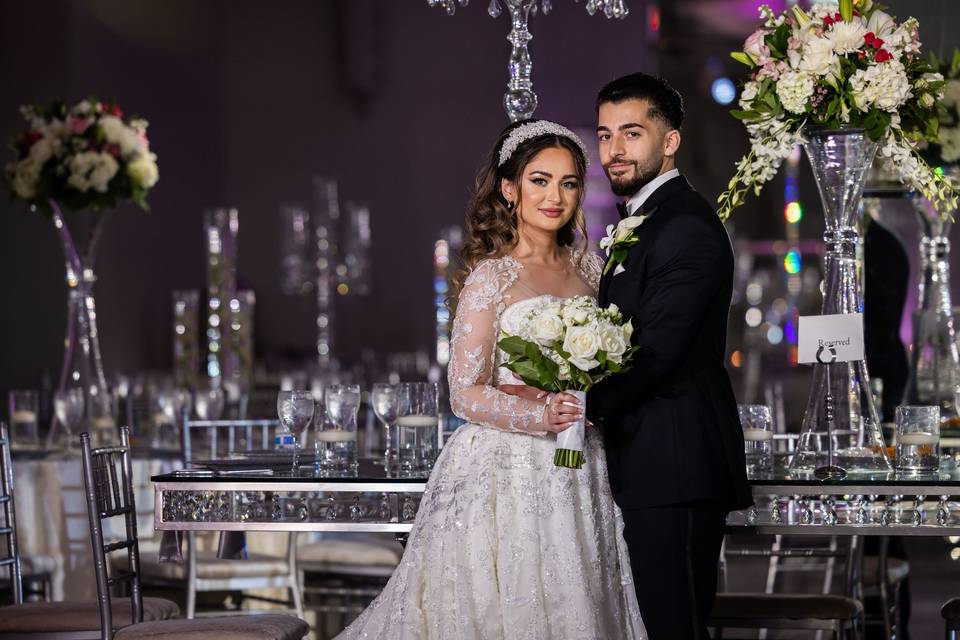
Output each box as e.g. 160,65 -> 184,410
174,419 -> 303,620
0,424 -> 178,639
0,422 -> 23,605
81,427 -> 308,640
711,535 -> 864,640
944,597 -> 960,640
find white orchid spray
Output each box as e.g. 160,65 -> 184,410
498,296 -> 639,468
718,0 -> 959,220
598,214 -> 650,274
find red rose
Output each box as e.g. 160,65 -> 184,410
21,131 -> 43,148
107,104 -> 123,118
823,15 -> 834,27
875,49 -> 893,63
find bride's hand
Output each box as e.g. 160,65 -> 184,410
497,384 -> 548,402
541,392 -> 585,433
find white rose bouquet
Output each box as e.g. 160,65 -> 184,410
5,98 -> 158,213
497,296 -> 639,469
717,0 -> 958,220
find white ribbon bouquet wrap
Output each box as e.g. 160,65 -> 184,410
498,296 -> 639,469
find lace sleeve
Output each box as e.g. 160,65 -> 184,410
447,259 -> 547,434
574,248 -> 605,294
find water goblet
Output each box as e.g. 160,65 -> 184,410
53,388 -> 85,452
371,383 -> 398,468
277,390 -> 315,473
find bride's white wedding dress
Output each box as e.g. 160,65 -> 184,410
336,251 -> 646,640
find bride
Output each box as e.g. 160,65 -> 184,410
336,120 -> 646,639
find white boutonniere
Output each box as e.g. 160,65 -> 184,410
599,215 -> 649,275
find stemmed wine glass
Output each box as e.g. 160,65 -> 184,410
194,386 -> 226,421
371,383 -> 398,469
52,388 -> 85,452
277,390 -> 315,473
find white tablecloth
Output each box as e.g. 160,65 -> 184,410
13,456 -> 174,601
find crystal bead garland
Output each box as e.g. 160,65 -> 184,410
903,167 -> 960,427
789,127 -> 892,475
427,0 -> 629,121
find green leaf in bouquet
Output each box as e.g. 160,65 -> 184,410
524,341 -> 543,363
498,335 -> 532,357
597,351 -> 607,366
730,51 -> 755,67
729,109 -> 762,121
509,360 -> 542,385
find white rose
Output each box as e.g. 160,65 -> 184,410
127,152 -> 159,188
798,35 -> 838,76
598,324 -> 628,363
68,151 -> 119,193
826,20 -> 867,55
100,115 -> 145,157
531,312 -> 564,345
920,93 -> 935,109
563,325 -> 600,371
10,160 -> 40,199
607,303 -> 620,316
28,136 -> 57,166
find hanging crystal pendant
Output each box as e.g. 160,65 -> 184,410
790,127 -> 893,475
903,167 -> 960,427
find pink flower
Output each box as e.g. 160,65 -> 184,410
68,116 -> 92,134
744,29 -> 770,63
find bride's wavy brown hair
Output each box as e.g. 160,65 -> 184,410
450,120 -> 589,307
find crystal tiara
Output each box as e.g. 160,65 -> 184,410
497,120 -> 590,168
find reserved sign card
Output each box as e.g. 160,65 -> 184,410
798,313 -> 865,364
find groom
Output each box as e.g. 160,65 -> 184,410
588,73 -> 751,639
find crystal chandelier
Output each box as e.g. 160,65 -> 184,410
427,0 -> 630,121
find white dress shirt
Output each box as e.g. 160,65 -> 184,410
624,168 -> 680,216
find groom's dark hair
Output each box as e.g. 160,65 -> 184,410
596,73 -> 684,131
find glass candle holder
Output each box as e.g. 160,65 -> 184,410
738,404 -> 773,474
895,405 -> 940,474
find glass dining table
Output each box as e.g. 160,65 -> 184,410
152,455 -> 960,538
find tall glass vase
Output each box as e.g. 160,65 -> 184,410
790,128 -> 892,474
49,200 -> 113,447
903,169 -> 960,427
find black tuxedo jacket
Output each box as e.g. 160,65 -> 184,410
587,175 -> 752,511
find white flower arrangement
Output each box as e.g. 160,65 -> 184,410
5,98 -> 159,212
718,0 -> 959,220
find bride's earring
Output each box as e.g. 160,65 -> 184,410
506,201 -> 515,212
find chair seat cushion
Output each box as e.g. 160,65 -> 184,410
0,597 -> 180,632
943,597 -> 960,621
297,538 -> 402,568
863,557 -> 910,585
126,549 -> 289,581
115,613 -> 309,640
711,593 -> 863,621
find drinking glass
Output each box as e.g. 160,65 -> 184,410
53,388 -> 84,452
738,404 -> 773,474
371,383 -> 398,469
895,405 -> 940,474
194,386 -> 226,421
277,390 -> 315,473
397,382 -> 439,474
8,390 -> 39,448
318,384 -> 360,473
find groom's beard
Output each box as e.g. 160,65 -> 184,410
603,156 -> 663,197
